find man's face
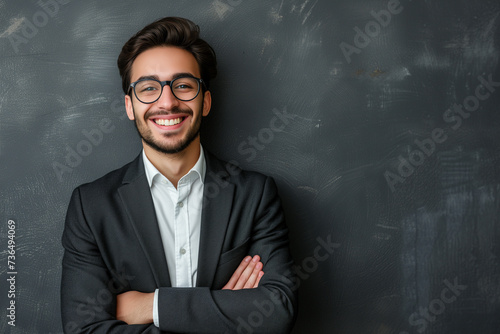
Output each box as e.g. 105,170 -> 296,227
125,46 -> 211,154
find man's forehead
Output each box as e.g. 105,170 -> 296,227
130,46 -> 201,80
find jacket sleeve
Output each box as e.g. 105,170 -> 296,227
156,176 -> 298,334
60,187 -> 163,334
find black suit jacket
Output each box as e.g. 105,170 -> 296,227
61,151 -> 297,333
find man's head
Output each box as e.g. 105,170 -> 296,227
117,17 -> 217,155
118,17 -> 217,95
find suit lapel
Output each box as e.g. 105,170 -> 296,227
196,151 -> 235,287
117,154 -> 171,287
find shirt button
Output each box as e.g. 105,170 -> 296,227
178,202 -> 184,207
180,248 -> 186,255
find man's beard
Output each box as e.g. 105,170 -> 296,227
132,104 -> 202,155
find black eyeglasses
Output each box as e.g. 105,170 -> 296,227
129,76 -> 204,104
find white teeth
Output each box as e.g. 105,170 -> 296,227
155,118 -> 182,126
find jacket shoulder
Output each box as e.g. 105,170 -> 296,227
76,155 -> 141,194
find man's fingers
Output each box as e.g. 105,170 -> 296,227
253,271 -> 264,288
222,256 -> 252,290
222,255 -> 265,290
234,255 -> 260,290
243,261 -> 263,289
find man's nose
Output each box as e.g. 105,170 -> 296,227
156,85 -> 180,109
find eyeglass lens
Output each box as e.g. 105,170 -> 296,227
134,77 -> 200,103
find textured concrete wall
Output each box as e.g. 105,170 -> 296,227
1,1 -> 499,333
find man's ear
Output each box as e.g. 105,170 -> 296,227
125,94 -> 135,120
202,90 -> 212,117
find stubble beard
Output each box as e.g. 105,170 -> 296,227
132,104 -> 202,155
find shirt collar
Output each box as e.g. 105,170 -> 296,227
142,144 -> 206,188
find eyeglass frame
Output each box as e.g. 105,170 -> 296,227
128,75 -> 206,104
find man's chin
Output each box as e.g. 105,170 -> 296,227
144,141 -> 186,155
143,133 -> 199,155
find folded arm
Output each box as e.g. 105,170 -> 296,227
116,255 -> 264,324
61,177 -> 297,333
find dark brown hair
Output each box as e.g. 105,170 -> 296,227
117,17 -> 217,94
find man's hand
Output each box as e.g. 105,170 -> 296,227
222,255 -> 264,290
116,255 -> 263,324
116,291 -> 154,325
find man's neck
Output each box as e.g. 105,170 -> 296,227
143,138 -> 201,188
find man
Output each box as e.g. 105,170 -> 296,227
61,17 -> 297,333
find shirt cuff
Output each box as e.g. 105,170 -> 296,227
153,288 -> 159,327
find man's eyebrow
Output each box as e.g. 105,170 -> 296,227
171,72 -> 197,79
135,73 -> 197,82
135,74 -> 160,82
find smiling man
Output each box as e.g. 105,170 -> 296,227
61,17 -> 297,333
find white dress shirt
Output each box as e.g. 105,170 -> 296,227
142,146 -> 205,327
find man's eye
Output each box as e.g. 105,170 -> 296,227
175,83 -> 193,90
140,85 -> 158,92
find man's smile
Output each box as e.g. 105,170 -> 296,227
148,115 -> 189,130
153,117 -> 185,126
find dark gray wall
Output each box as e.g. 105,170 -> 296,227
1,0 -> 500,333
